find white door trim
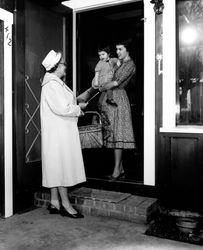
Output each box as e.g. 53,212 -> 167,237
143,0 -> 155,185
0,8 -> 13,218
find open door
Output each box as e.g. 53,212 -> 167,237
13,0 -> 72,212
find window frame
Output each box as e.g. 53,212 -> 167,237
160,0 -> 203,134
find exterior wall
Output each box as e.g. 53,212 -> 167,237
155,1 -> 203,210
13,0 -> 66,213
158,132 -> 203,210
13,0 -> 27,213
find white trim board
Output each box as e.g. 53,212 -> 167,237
63,0 -> 137,12
143,0 -> 155,186
0,8 -> 13,218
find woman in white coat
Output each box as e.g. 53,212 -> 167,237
40,50 -> 87,218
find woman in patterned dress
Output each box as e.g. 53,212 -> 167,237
98,39 -> 136,181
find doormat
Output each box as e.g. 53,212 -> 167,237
145,215 -> 203,246
91,189 -> 131,203
70,187 -> 131,203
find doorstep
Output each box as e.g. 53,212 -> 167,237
34,187 -> 158,224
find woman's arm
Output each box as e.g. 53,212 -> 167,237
44,80 -> 84,117
99,60 -> 135,92
115,60 -> 136,87
99,81 -> 118,92
92,61 -> 102,89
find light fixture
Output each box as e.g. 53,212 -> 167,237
62,0 -> 134,11
180,25 -> 198,45
150,0 -> 164,15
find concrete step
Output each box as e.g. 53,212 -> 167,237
34,187 -> 158,224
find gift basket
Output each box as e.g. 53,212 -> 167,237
78,111 -> 103,149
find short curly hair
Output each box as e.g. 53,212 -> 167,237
116,39 -> 132,53
97,45 -> 111,55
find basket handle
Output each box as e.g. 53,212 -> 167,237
83,111 -> 102,125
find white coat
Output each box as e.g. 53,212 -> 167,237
40,73 -> 86,188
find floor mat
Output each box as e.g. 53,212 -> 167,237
145,215 -> 203,246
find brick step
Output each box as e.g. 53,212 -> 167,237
34,187 -> 158,224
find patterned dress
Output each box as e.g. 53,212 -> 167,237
99,58 -> 136,149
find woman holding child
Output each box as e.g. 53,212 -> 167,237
92,39 -> 136,181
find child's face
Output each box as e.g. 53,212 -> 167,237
98,51 -> 109,62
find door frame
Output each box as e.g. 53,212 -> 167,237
0,8 -> 13,218
72,0 -> 156,186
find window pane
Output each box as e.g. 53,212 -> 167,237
177,0 -> 203,125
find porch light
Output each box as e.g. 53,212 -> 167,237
150,0 -> 164,15
180,25 -> 198,45
62,0 -> 134,11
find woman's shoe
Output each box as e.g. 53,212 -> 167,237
47,204 -> 60,214
60,205 -> 84,219
108,172 -> 125,182
106,174 -> 114,179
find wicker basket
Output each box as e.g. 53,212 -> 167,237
78,111 -> 103,149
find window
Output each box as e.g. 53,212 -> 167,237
177,0 -> 203,125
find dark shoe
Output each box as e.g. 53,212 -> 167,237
60,205 -> 84,219
47,204 -> 60,214
108,172 -> 125,182
106,174 -> 114,180
106,99 -> 117,107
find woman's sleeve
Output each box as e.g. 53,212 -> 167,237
99,81 -> 117,92
43,80 -> 81,117
115,61 -> 136,86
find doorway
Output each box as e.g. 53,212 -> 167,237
76,2 -> 144,184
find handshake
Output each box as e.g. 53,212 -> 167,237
77,87 -> 100,104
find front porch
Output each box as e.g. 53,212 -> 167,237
0,206 -> 198,250
34,187 -> 158,224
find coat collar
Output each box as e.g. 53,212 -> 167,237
41,72 -> 65,87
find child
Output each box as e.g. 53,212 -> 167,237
92,45 -> 119,107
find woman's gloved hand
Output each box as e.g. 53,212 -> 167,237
79,102 -> 88,110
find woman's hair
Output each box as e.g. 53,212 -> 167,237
116,38 -> 132,53
47,51 -> 62,73
97,45 -> 111,55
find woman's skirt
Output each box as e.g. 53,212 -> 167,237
99,88 -> 136,149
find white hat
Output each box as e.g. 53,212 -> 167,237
42,50 -> 62,71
